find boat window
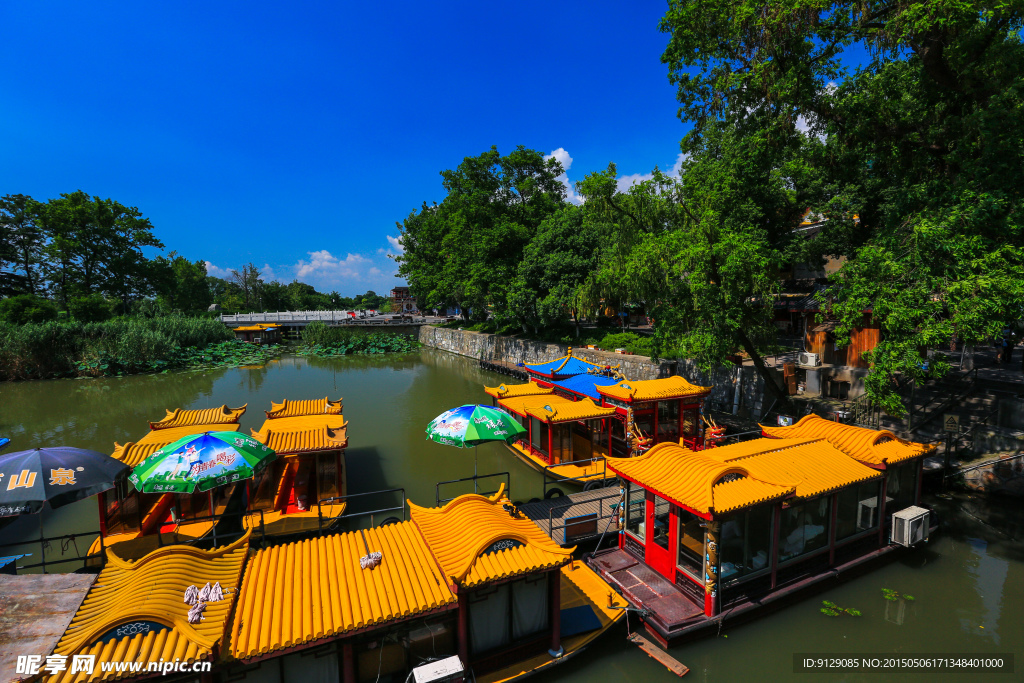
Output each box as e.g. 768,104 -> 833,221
550,424 -> 572,465
103,479 -> 139,535
651,496 -> 672,550
634,409 -> 654,439
682,409 -> 698,438
511,575 -> 549,639
589,419 -> 609,458
251,461 -> 283,511
677,509 -> 704,578
657,401 -> 680,441
316,451 -> 339,501
211,482 -> 242,517
719,506 -> 773,583
836,480 -> 882,541
530,417 -> 548,457
779,497 -> 831,563
887,462 -> 917,512
624,481 -> 645,541
610,419 -> 629,457
468,583 -> 511,655
174,490 -> 211,523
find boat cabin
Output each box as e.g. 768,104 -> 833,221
233,324 -> 281,344
96,405 -> 248,556
589,424 -> 934,646
248,397 -> 348,535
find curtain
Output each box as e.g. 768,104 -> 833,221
468,584 -> 510,655
512,577 -> 549,639
283,648 -> 338,683
244,661 -> 282,683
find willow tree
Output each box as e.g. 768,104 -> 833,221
661,1 -> 1024,414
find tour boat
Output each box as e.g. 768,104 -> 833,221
485,348 -> 712,489
47,484 -> 623,683
587,418 -> 936,646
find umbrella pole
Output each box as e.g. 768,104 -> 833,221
39,512 -> 46,574
474,446 -> 478,493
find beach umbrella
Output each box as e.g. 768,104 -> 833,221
425,404 -> 526,481
129,432 -> 276,494
0,447 -> 129,517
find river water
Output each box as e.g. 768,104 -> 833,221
1,349 -> 1021,682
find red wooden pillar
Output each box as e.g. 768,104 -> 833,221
342,642 -> 355,683
769,503 -> 782,589
548,570 -> 563,657
878,472 -> 889,546
678,401 -> 684,444
527,417 -> 533,455
97,495 -> 108,537
653,403 -> 659,445
457,590 -> 469,666
915,459 -> 923,505
828,493 -> 839,566
547,424 -> 553,464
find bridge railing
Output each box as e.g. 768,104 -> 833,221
221,310 -> 381,324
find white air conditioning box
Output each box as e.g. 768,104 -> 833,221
798,352 -> 821,367
890,506 -> 930,547
412,656 -> 464,683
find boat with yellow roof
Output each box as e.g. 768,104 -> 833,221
47,484 -> 624,683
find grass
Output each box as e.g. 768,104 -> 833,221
0,316 -> 280,380
298,321 -> 419,356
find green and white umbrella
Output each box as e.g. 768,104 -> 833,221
425,404 -> 526,448
129,432 -> 276,494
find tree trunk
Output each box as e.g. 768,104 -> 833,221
736,329 -> 791,411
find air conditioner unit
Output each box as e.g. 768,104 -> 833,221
856,496 -> 893,530
890,506 -> 930,547
798,352 -> 821,367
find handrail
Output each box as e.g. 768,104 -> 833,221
318,487 -> 407,530
908,367 -> 977,432
0,530 -> 104,574
435,473 -> 510,506
153,508 -> 267,549
541,456 -> 609,495
542,488 -> 622,543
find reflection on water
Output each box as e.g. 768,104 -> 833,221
1,351 -> 1022,681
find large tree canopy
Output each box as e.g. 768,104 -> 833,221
661,1 -> 1024,413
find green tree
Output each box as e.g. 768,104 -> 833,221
153,254 -> 213,313
0,294 -> 59,324
230,263 -> 264,311
660,1 -> 1024,413
0,194 -> 44,295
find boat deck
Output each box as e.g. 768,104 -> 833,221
519,488 -> 620,546
506,443 -> 611,485
589,549 -> 707,640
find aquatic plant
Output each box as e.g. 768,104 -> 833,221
299,323 -> 419,356
820,600 -> 861,617
882,588 -> 915,602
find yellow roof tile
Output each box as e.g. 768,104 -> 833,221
135,424 -> 242,447
234,325 -> 268,331
497,393 -> 574,417
607,443 -> 793,517
110,442 -> 164,468
597,376 -> 712,402
47,534 -> 250,683
706,437 -> 882,499
523,398 -> 616,423
410,484 -> 573,588
483,381 -> 554,399
229,522 -> 455,661
760,414 -> 934,467
265,397 -> 343,419
251,424 -> 348,454
149,405 -> 247,430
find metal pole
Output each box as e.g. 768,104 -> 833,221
39,514 -> 46,574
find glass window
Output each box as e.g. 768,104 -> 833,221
530,417 -> 549,457
677,510 -> 704,578
657,401 -> 680,440
836,480 -> 882,540
682,409 -> 698,438
719,506 -> 773,582
887,462 -> 918,511
778,497 -> 831,563
610,419 -> 629,457
590,419 -> 609,458
651,496 -> 672,550
634,409 -> 654,439
550,424 -> 572,465
251,460 -> 284,511
316,451 -> 339,501
624,481 -> 645,541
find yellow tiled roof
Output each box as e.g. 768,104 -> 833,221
110,442 -> 164,468
233,325 -> 267,331
265,397 -> 343,419
707,437 -> 882,499
229,522 -> 455,661
251,424 -> 348,454
597,376 -> 712,402
47,534 -> 250,683
760,414 -> 934,467
498,393 -> 574,417
607,443 -> 793,516
483,381 -> 554,400
135,424 -> 242,447
410,485 -> 573,588
149,405 -> 247,430
523,398 -> 616,423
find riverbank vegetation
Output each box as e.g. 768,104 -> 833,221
297,321 -> 419,356
0,316 -> 282,380
395,3 -> 1024,413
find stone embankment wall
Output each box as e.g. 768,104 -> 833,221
417,325 -> 771,419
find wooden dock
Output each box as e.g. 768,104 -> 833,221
479,358 -> 529,380
519,487 -> 621,546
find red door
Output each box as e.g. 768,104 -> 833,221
644,492 -> 676,579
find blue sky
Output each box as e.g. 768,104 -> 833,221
1,1 -> 690,296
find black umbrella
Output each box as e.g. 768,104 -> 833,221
0,448 -> 129,517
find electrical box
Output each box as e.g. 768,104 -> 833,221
412,656 -> 464,683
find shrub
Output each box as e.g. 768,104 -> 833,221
69,294 -> 113,322
0,294 -> 59,325
596,332 -> 654,356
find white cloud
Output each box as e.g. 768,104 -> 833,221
545,147 -> 584,205
615,153 -> 687,192
386,235 -> 404,255
260,263 -> 282,283
291,249 -> 402,293
204,261 -> 233,279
